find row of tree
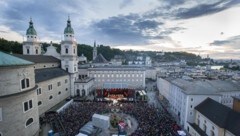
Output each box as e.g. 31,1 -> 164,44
0,38 -> 203,64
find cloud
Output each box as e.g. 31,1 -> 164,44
119,0 -> 133,9
210,35 -> 240,49
91,14 -> 166,44
144,0 -> 240,20
0,0 -> 88,41
175,0 -> 235,19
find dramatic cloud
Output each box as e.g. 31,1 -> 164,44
0,0 -> 240,58
210,35 -> 240,49
91,14 -> 166,44
175,0 -> 237,19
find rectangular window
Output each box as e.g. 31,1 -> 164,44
57,82 -> 61,86
24,102 -> 28,111
26,79 -> 30,87
48,84 -> 53,90
0,107 -> 2,121
29,100 -> 32,109
21,79 -> 25,89
21,78 -> 30,89
37,88 -> 42,95
23,100 -> 33,112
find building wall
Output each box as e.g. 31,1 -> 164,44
157,77 -> 171,100
74,79 -> 94,96
33,62 -> 60,69
0,90 -> 39,136
88,68 -> 145,89
193,111 -> 224,136
184,95 -> 221,129
23,40 -> 41,55
37,75 -> 70,115
78,68 -> 88,78
220,91 -> 240,108
0,65 -> 39,136
61,57 -> 78,73
157,77 -> 221,129
0,66 -> 35,96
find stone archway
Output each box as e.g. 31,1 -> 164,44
76,89 -> 80,97
82,89 -> 86,96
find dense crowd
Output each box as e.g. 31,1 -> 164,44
45,101 -> 180,136
119,102 -> 178,136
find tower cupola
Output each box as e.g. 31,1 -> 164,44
26,18 -> 37,36
64,16 -> 74,34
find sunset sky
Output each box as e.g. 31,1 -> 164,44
0,0 -> 240,59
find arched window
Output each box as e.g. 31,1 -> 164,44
49,95 -> 53,100
38,101 -> 42,106
36,49 -> 38,54
27,49 -> 30,54
26,118 -> 33,127
211,130 -> 215,136
203,124 -> 207,132
65,48 -> 68,54
197,119 -> 200,126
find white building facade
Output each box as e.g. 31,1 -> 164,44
88,66 -> 145,89
157,77 -> 221,129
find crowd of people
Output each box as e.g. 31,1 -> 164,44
119,102 -> 179,136
45,100 -> 180,136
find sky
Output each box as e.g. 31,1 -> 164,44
0,0 -> 240,59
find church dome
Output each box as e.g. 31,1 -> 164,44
64,17 -> 74,34
26,19 -> 37,35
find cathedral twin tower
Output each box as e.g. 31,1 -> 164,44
23,17 -> 79,95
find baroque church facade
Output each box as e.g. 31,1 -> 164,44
0,17 -> 82,136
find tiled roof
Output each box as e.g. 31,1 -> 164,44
92,53 -> 108,63
13,54 -> 60,63
195,98 -> 240,135
35,68 -> 69,83
0,51 -> 33,66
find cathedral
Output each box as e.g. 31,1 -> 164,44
0,17 -> 146,136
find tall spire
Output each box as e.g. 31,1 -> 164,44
64,15 -> 74,34
94,40 -> 96,47
26,17 -> 37,35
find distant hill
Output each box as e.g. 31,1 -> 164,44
0,38 -> 203,65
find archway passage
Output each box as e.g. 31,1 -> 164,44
76,89 -> 80,96
82,89 -> 86,96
